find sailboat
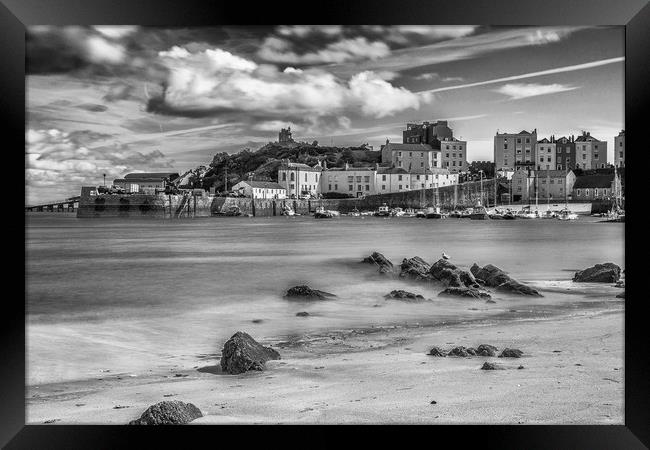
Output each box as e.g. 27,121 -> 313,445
426,187 -> 447,218
605,168 -> 624,222
469,179 -> 489,220
542,171 -> 556,219
557,166 -> 578,220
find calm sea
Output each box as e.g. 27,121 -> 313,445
26,214 -> 624,385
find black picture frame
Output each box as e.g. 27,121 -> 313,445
6,0 -> 647,447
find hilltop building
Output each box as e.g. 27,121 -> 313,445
574,131 -> 607,169
535,137 -> 556,171
494,129 -> 537,172
399,120 -> 467,172
278,127 -> 294,144
554,136 -> 576,171
614,130 -> 625,167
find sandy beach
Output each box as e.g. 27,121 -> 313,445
27,306 -> 623,425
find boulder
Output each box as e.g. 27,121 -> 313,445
448,346 -> 473,357
438,287 -> 491,299
384,290 -> 426,302
399,257 -> 433,281
480,362 -> 504,370
573,263 -> 622,283
471,263 -> 542,296
476,344 -> 498,357
498,348 -> 523,358
362,252 -> 394,274
220,331 -> 281,374
295,311 -> 310,317
428,346 -> 447,357
285,285 -> 336,300
430,259 -> 479,288
129,401 -> 202,425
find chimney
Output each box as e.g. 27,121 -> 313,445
375,162 -> 379,171
571,135 -> 575,142
386,138 -> 390,145
323,160 -> 328,169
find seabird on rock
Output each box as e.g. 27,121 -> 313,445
442,252 -> 450,260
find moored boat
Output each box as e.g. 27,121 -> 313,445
425,206 -> 447,219
314,206 -> 334,219
374,203 -> 391,217
469,205 -> 489,220
556,208 -> 578,220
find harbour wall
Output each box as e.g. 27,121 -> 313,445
79,180 -> 603,217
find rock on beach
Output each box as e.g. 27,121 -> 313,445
129,401 -> 202,425
384,290 -> 426,301
362,252 -> 394,274
438,287 -> 491,299
470,263 -> 542,296
399,257 -> 433,281
220,331 -> 281,375
285,285 -> 336,300
573,263 -> 622,283
498,348 -> 524,358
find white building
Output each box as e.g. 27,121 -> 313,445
535,137 -> 556,171
277,160 -> 322,198
381,143 -> 441,171
231,180 -> 286,199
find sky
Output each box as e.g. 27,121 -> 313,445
26,25 -> 624,204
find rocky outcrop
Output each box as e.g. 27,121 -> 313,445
448,346 -> 476,357
399,257 -> 433,281
573,263 -> 622,283
471,263 -> 542,296
129,401 -> 202,425
428,346 -> 447,357
362,252 -> 394,274
220,331 -> 281,374
498,348 -> 523,358
438,287 -> 491,299
480,362 -> 504,370
384,290 -> 426,301
430,259 -> 480,288
285,285 -> 336,300
475,344 -> 499,357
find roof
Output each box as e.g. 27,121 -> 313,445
377,167 -> 410,174
124,172 -> 178,180
573,174 -> 614,189
237,181 -> 285,190
537,138 -> 551,143
575,133 -> 603,142
280,162 -> 322,171
384,143 -> 436,152
114,178 -> 168,183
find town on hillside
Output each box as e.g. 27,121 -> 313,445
101,122 -> 624,208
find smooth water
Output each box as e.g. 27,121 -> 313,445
26,214 -> 624,385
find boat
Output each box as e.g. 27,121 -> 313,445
374,203 -> 390,217
223,205 -> 242,216
469,205 -> 489,220
502,210 -> 517,220
314,206 -> 334,219
488,210 -> 505,220
415,209 -> 427,218
402,208 -> 417,217
348,208 -> 361,217
425,206 -> 447,219
280,204 -> 295,216
556,208 -> 578,221
390,207 -> 405,217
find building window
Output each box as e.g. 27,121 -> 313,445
349,185 -> 353,191
526,138 -> 530,143
409,152 -> 412,157
504,144 -> 508,149
398,184 -> 402,190
420,162 -> 424,167
446,145 -> 450,150
290,173 -> 295,181
364,176 -> 370,182
382,175 -> 386,181
382,185 -> 386,190
547,157 -> 551,162
517,138 -> 522,144
398,152 -> 402,156
416,175 -> 420,180
540,157 -> 544,162
357,185 -> 362,191
334,184 -> 338,190
420,152 -> 424,157
356,176 -> 361,182
347,176 -> 353,182
328,184 -> 332,190
365,185 -> 369,191
398,161 -> 402,167
398,175 -> 403,181
305,174 -> 307,182
594,154 -> 599,159
290,184 -> 295,189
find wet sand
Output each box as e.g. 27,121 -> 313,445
27,306 -> 623,424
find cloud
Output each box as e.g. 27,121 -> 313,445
415,72 -> 439,81
419,57 -> 623,95
276,25 -> 342,38
147,46 -> 428,120
93,26 -> 139,39
349,71 -> 430,118
494,83 -> 579,99
26,128 -> 174,196
257,36 -> 390,64
27,26 -> 131,74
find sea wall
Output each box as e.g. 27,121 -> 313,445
77,180 -> 499,218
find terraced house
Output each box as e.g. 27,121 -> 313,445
574,131 -> 607,169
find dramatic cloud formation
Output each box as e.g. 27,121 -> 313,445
147,46 -> 428,120
494,83 -> 580,99
257,36 -> 390,64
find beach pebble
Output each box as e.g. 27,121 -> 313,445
430,400 -> 437,405
480,362 -> 504,370
285,285 -> 336,300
